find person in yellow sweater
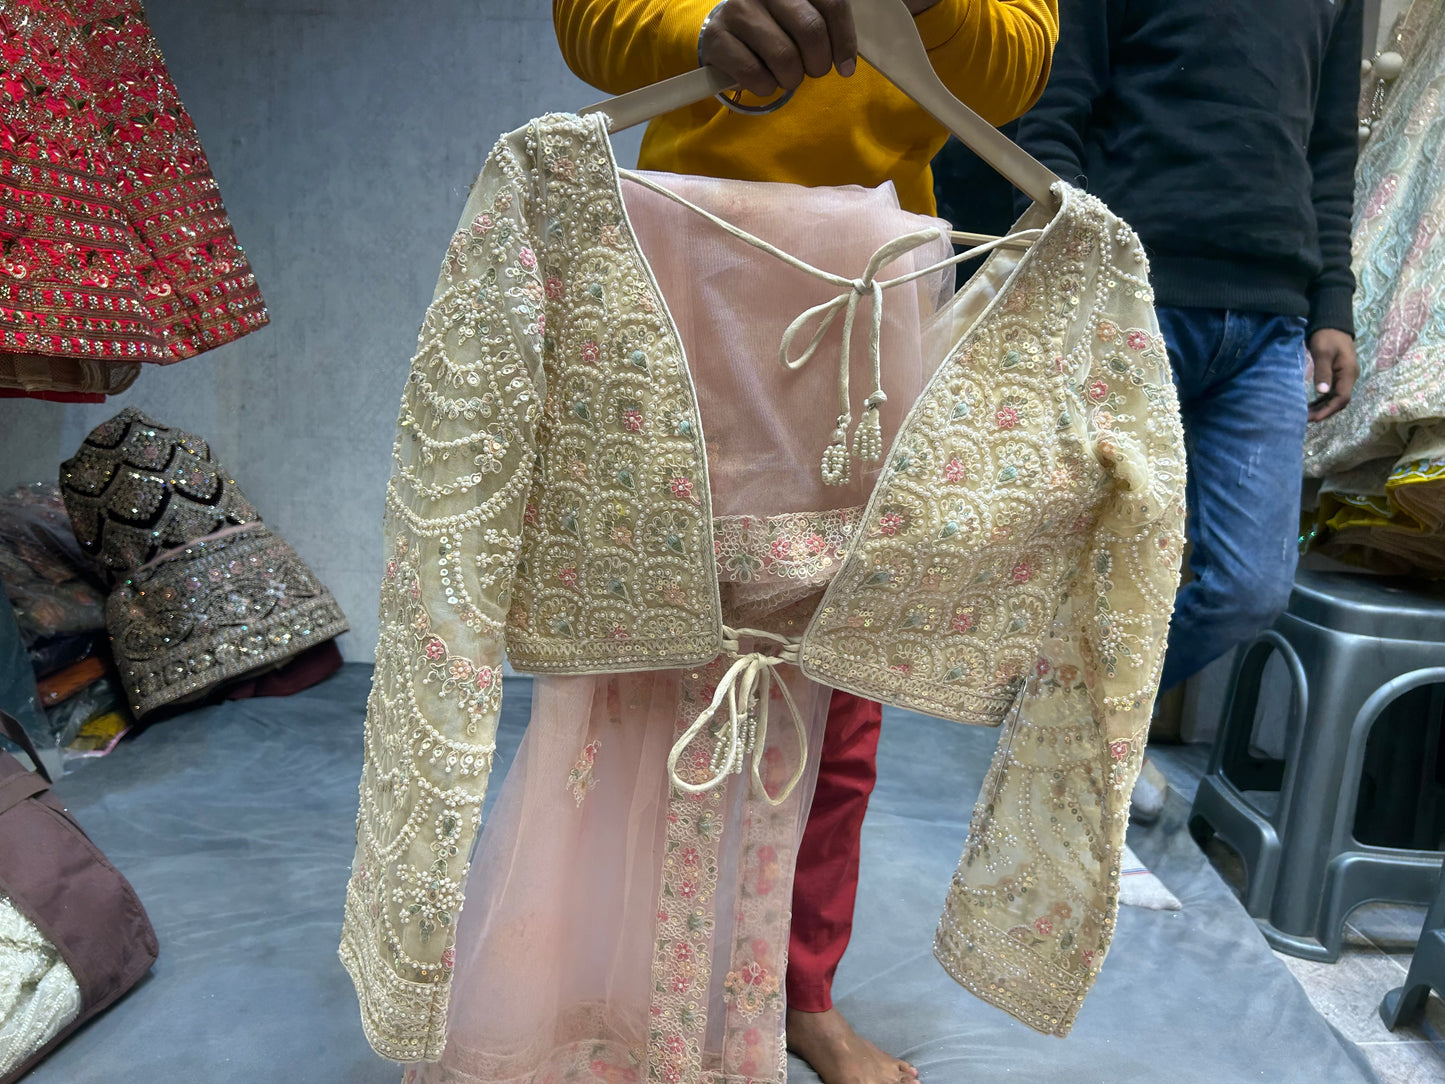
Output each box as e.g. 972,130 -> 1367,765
553,3 -> 1057,1082
555,0 -> 1055,216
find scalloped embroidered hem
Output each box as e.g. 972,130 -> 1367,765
339,882 -> 451,1063
508,629 -> 723,674
799,651 -> 1018,727
932,907 -> 1089,1038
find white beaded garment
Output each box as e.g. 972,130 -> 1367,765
340,112 -> 1186,1062
0,896 -> 81,1076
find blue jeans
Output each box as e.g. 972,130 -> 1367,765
1158,308 -> 1310,692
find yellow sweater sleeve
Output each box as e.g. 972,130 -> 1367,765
553,0 -> 718,93
914,0 -> 1059,124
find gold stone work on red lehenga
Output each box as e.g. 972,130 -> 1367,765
58,408 -> 347,717
0,0 -> 268,401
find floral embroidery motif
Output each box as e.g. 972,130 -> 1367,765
713,508 -> 857,585
723,961 -> 782,1017
507,117 -> 719,675
345,116 -> 1186,1065
567,740 -> 601,805
647,666 -> 727,1084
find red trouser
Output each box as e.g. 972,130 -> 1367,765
786,689 -> 883,1013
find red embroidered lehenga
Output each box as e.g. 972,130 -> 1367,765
0,0 -> 267,403
407,175 -> 952,1084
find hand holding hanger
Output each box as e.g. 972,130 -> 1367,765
698,0 -> 942,100
582,0 -> 1061,208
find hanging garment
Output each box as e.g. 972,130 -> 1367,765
1303,2 -> 1445,573
0,0 -> 268,403
406,173 -> 950,1084
339,112 -> 1186,1063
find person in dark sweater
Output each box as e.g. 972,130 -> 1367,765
1013,0 -> 1364,692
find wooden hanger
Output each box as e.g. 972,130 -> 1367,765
580,0 -> 1060,208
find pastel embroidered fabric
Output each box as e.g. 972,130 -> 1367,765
340,113 -> 1186,1062
808,182 -> 1186,1035
1303,2 -> 1445,573
406,173 -> 939,1084
0,895 -> 82,1076
623,170 -> 951,619
412,661 -> 829,1084
622,171 -> 952,523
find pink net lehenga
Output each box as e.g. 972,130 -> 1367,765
407,174 -> 952,1084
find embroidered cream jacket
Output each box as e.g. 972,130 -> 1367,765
340,113 -> 1186,1061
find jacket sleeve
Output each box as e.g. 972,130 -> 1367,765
1306,0 -> 1364,338
933,223 -> 1186,1036
1014,0 -> 1121,187
339,132 -> 544,1062
553,0 -> 1058,124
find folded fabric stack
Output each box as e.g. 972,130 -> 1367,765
1304,2 -> 1445,574
0,484 -> 115,755
58,408 -> 349,719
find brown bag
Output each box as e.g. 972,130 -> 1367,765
0,709 -> 157,1082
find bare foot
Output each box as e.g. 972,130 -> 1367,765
786,1006 -> 920,1084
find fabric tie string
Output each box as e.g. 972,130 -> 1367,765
779,229 -> 946,484
618,168 -> 1042,486
665,626 -> 807,807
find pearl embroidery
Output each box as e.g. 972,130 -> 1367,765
341,113 -> 1187,1059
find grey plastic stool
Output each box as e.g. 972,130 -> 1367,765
1380,857 -> 1445,1029
1188,570 -> 1445,961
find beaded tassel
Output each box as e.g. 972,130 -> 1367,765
853,391 -> 886,462
821,415 -> 852,486
707,705 -> 757,777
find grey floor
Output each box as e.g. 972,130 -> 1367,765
1280,907 -> 1445,1084
28,665 -> 1380,1083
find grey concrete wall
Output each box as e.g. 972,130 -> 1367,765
0,0 -> 641,658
